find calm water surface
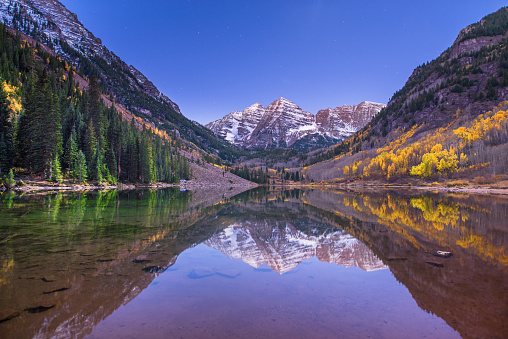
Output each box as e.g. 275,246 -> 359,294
0,187 -> 507,338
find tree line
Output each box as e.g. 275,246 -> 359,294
0,24 -> 190,185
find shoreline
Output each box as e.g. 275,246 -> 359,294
5,180 -> 257,193
283,182 -> 508,196
3,180 -> 508,196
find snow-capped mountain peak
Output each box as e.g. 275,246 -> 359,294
206,98 -> 386,149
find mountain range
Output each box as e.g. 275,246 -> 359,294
206,98 -> 385,149
0,0 -> 506,185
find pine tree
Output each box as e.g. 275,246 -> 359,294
87,76 -> 104,154
90,140 -> 104,183
29,69 -> 61,176
83,118 -> 96,169
64,127 -> 78,176
15,77 -> 34,169
0,84 -> 13,175
45,92 -> 62,179
75,150 -> 87,183
51,154 -> 62,182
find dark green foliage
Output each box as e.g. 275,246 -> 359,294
1,168 -> 15,189
460,7 -> 508,42
486,87 -> 498,100
75,150 -> 87,182
231,165 -> 269,184
0,85 -> 13,175
289,134 -> 339,151
0,23 -> 190,184
450,84 -> 463,93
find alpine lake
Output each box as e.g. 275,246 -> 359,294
0,186 -> 507,339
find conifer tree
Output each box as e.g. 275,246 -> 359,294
64,127 -> 78,176
51,154 -> 62,182
29,69 -> 61,177
84,118 -> 96,169
0,84 -> 13,175
87,76 -> 104,154
75,150 -> 87,183
15,77 -> 34,169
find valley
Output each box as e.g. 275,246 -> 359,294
0,0 -> 507,192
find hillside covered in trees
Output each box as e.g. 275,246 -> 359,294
302,7 -> 508,185
0,24 -> 191,186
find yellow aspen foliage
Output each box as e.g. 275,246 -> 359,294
453,110 -> 508,145
352,161 -> 360,175
410,146 -> 458,178
343,165 -> 350,177
2,81 -> 22,115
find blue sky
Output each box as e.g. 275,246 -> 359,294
59,0 -> 507,124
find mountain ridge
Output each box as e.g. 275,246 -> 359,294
206,97 -> 385,150
0,0 -> 245,164
303,7 -> 508,183
0,0 -> 180,112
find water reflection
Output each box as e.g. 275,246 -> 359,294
0,187 -> 506,338
203,208 -> 386,273
301,188 -> 508,338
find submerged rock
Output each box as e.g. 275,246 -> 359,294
25,305 -> 55,314
0,309 -> 20,323
433,251 -> 453,258
188,267 -> 215,279
41,276 -> 57,282
43,287 -> 70,294
425,261 -> 444,268
142,266 -> 166,274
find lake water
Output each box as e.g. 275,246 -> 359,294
0,187 -> 507,338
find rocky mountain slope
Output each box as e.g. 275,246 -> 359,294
0,0 -> 179,112
0,0 -> 239,161
304,7 -> 508,182
206,98 -> 385,149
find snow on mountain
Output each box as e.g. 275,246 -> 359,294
206,97 -> 386,149
249,97 -> 318,148
204,222 -> 387,274
205,103 -> 266,146
316,101 -> 387,139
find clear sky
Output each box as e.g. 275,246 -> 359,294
59,0 -> 506,125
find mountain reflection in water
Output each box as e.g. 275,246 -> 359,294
204,219 -> 386,274
0,187 -> 506,338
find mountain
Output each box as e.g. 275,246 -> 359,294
0,0 -> 240,162
315,101 -> 387,138
206,97 -> 385,150
0,0 -> 179,111
304,7 -> 508,183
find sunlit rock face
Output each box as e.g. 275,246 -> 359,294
205,103 -> 266,146
206,98 -> 385,149
204,222 -> 387,274
315,101 -> 387,139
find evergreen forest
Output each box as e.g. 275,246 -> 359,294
0,24 -> 191,185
